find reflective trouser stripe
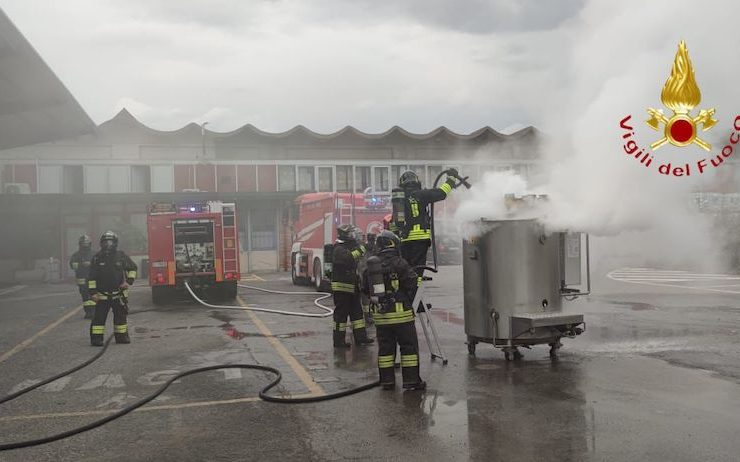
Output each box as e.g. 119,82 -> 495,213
378,355 -> 395,369
334,322 -> 348,332
351,319 -> 365,329
126,271 -> 137,279
88,280 -> 97,289
373,311 -> 414,325
331,282 -> 355,292
401,354 -> 418,367
401,226 -> 431,242
83,300 -> 96,307
91,326 -> 105,334
76,278 -> 86,285
114,324 -> 128,333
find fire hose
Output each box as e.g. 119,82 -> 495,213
430,169 -> 471,271
0,284 -> 379,452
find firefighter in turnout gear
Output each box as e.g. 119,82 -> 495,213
362,230 -> 425,390
392,169 -> 457,277
87,231 -> 137,346
331,224 -> 374,348
69,234 -> 95,319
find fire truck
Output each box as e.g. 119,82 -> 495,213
291,190 -> 390,290
147,200 -> 240,305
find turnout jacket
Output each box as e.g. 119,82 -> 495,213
331,239 -> 366,293
392,177 -> 455,242
87,251 -> 137,297
69,249 -> 94,281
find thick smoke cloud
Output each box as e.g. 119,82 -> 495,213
453,0 -> 740,272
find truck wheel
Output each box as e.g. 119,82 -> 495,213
219,282 -> 238,301
291,266 -> 299,285
152,286 -> 171,306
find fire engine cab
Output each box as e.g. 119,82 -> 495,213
291,190 -> 390,290
147,200 -> 240,304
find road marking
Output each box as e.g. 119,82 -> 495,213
41,376 -> 73,392
136,370 -> 182,386
0,394 -> 317,422
241,274 -> 266,282
8,379 -> 41,394
76,374 -> 126,390
222,368 -> 242,380
237,295 -> 324,397
607,268 -> 740,294
0,303 -> 83,364
0,285 -> 26,296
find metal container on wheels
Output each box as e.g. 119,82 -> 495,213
463,218 -> 589,360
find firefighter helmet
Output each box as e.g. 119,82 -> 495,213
337,224 -> 357,242
100,230 -> 118,253
78,234 -> 92,250
399,170 -> 421,189
376,230 -> 400,254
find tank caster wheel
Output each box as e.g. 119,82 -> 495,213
504,347 -> 522,361
549,341 -> 562,359
442,359 -> 449,365
467,340 -> 476,356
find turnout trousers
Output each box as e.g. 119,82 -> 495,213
76,281 -> 96,318
332,291 -> 368,346
90,297 -> 129,345
400,239 -> 431,308
376,320 -> 421,388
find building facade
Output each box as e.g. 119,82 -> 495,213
0,109 -> 542,280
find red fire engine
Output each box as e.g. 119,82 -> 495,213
291,190 -> 390,290
147,200 -> 240,304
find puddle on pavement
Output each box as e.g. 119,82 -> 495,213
430,309 -> 465,325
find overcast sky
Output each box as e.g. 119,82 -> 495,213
1,0 -> 737,135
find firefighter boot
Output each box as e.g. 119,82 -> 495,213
90,335 -> 104,347
333,331 -> 351,348
353,328 -> 375,346
115,332 -> 131,344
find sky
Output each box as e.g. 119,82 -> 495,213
0,0 -> 737,138
0,0 -> 585,133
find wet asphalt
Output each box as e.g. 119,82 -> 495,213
0,266 -> 739,461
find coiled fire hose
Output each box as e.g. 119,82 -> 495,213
0,283 -> 379,451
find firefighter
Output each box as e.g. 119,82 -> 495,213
87,231 -> 137,346
331,224 -> 374,348
392,169 -> 458,274
69,234 -> 95,319
362,230 -> 425,391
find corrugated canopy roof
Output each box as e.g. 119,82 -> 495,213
0,8 -> 94,150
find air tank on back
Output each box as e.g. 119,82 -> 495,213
462,194 -> 589,360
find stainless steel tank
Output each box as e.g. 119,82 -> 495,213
462,218 -> 587,359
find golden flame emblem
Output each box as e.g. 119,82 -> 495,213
646,41 -> 717,151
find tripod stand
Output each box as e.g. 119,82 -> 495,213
412,266 -> 448,365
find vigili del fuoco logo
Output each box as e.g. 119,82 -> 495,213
619,41 -> 740,177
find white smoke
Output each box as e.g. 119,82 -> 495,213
453,0 -> 740,272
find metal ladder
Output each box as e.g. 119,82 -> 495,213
221,204 -> 238,275
337,195 -> 354,225
412,269 -> 448,365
